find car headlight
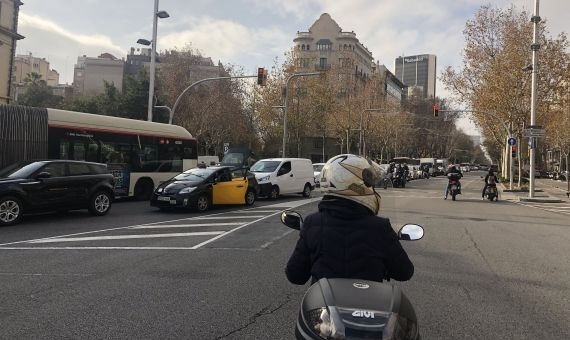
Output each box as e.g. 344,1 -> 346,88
258,175 -> 270,182
156,187 -> 164,193
179,187 -> 196,194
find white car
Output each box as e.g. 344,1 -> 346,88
313,163 -> 325,187
250,158 -> 314,199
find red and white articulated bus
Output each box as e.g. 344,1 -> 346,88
0,105 -> 198,199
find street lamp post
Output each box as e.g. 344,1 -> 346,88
529,0 -> 541,198
281,72 -> 321,158
141,0 -> 170,122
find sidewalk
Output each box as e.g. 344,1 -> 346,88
499,182 -> 569,204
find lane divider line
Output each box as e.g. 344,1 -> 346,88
131,223 -> 244,229
28,231 -> 225,244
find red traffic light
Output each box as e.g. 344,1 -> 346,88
433,105 -> 440,117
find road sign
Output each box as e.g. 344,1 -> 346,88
524,128 -> 545,137
508,137 -> 517,146
223,143 -> 230,154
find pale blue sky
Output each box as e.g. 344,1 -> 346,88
15,0 -> 569,134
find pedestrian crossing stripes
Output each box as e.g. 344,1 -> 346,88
0,198 -> 321,250
512,201 -> 570,216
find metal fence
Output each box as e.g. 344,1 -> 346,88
0,104 -> 48,169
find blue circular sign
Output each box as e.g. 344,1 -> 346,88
508,138 -> 517,146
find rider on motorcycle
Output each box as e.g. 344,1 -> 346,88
482,169 -> 499,199
285,154 -> 414,285
444,165 -> 463,199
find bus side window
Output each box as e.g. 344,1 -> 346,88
60,140 -> 70,159
73,143 -> 86,161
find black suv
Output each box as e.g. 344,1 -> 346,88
0,160 -> 115,226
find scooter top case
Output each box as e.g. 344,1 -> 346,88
295,278 -> 419,340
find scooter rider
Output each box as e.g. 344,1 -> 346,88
444,165 -> 463,199
482,169 -> 499,199
285,154 -> 414,285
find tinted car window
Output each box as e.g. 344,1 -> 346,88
41,163 -> 66,177
278,162 -> 291,176
68,163 -> 92,176
217,169 -> 232,182
88,164 -> 108,174
0,162 -> 44,179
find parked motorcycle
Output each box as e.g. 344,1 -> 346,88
281,211 -> 424,340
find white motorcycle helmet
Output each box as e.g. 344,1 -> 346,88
319,154 -> 381,215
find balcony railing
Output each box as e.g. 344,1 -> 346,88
315,64 -> 331,71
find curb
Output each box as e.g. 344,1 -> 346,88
518,197 -> 564,203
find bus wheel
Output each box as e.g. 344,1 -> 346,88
134,179 -> 154,201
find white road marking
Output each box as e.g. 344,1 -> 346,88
29,232 -> 224,244
0,198 -> 323,250
230,210 -> 283,213
131,223 -> 244,229
0,247 -> 197,250
191,212 -> 283,249
194,216 -> 266,220
191,198 -> 320,250
265,198 -> 321,208
0,208 -> 243,247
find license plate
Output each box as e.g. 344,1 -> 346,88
158,196 -> 171,202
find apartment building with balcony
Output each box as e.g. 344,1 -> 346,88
293,13 -> 373,81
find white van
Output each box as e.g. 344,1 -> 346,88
250,158 -> 314,199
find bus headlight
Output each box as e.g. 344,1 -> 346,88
179,187 -> 196,194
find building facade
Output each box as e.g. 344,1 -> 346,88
125,47 -> 151,78
394,54 -> 437,99
73,53 -> 124,96
13,53 -> 60,86
0,0 -> 24,103
372,63 -> 407,106
293,13 -> 373,81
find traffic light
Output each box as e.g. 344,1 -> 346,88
512,145 -> 517,158
433,105 -> 440,117
257,67 -> 267,86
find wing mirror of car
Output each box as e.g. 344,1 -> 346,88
398,224 -> 424,241
35,172 -> 51,180
280,210 -> 303,230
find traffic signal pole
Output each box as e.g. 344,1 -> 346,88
169,74 -> 262,124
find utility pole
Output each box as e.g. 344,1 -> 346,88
147,0 -> 159,122
529,0 -> 541,198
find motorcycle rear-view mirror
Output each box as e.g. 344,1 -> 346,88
398,224 -> 424,241
280,210 -> 303,230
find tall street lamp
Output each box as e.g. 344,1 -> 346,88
528,0 -> 541,198
138,0 -> 169,122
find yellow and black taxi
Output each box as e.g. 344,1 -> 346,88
150,166 -> 259,212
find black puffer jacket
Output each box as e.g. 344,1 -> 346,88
285,197 -> 414,285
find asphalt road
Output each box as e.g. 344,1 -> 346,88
1,174 -> 569,339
